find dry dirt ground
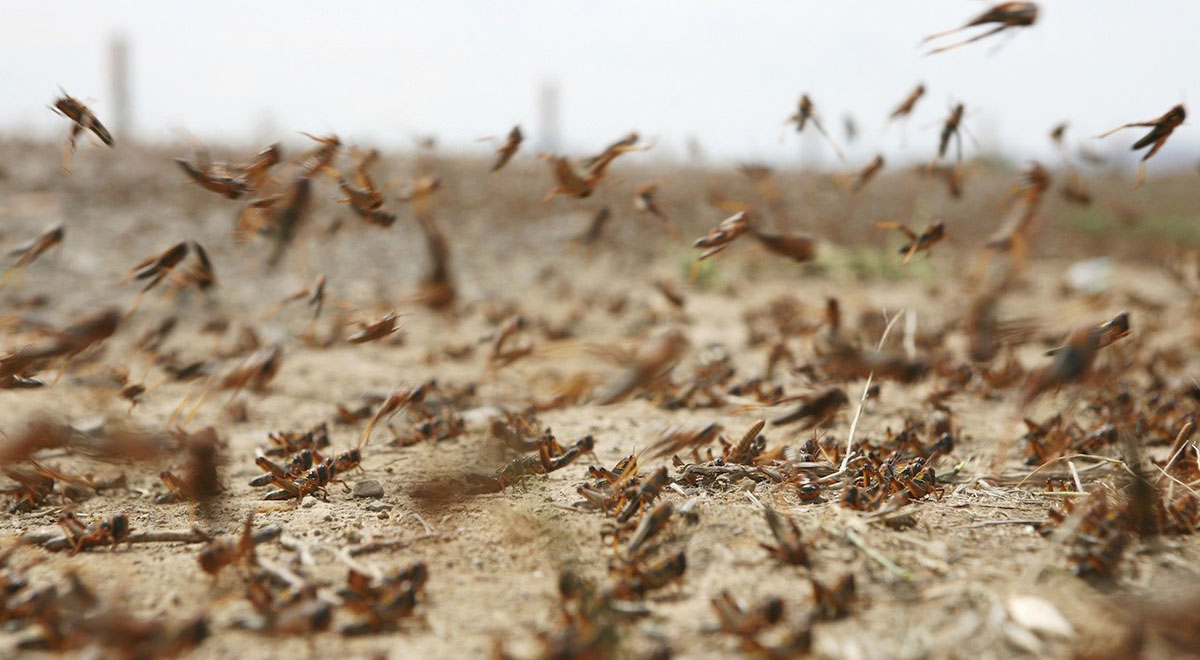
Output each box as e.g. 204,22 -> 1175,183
1,140 -> 1199,659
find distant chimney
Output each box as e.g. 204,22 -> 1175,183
537,79 -> 561,153
108,35 -> 131,140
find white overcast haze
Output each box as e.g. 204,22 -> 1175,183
1,1 -> 1195,170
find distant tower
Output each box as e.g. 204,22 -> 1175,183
108,35 -> 131,140
537,79 -> 561,153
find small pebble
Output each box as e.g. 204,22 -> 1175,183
354,479 -> 385,499
365,501 -> 392,512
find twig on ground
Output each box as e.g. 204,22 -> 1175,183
840,309 -> 906,474
1067,461 -> 1084,494
346,532 -> 439,557
960,519 -> 1041,529
26,527 -> 212,552
846,528 -> 913,582
412,512 -> 437,535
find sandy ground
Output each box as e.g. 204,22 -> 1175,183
1,140 -> 1199,659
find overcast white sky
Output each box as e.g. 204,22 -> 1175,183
0,1 -> 1194,168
